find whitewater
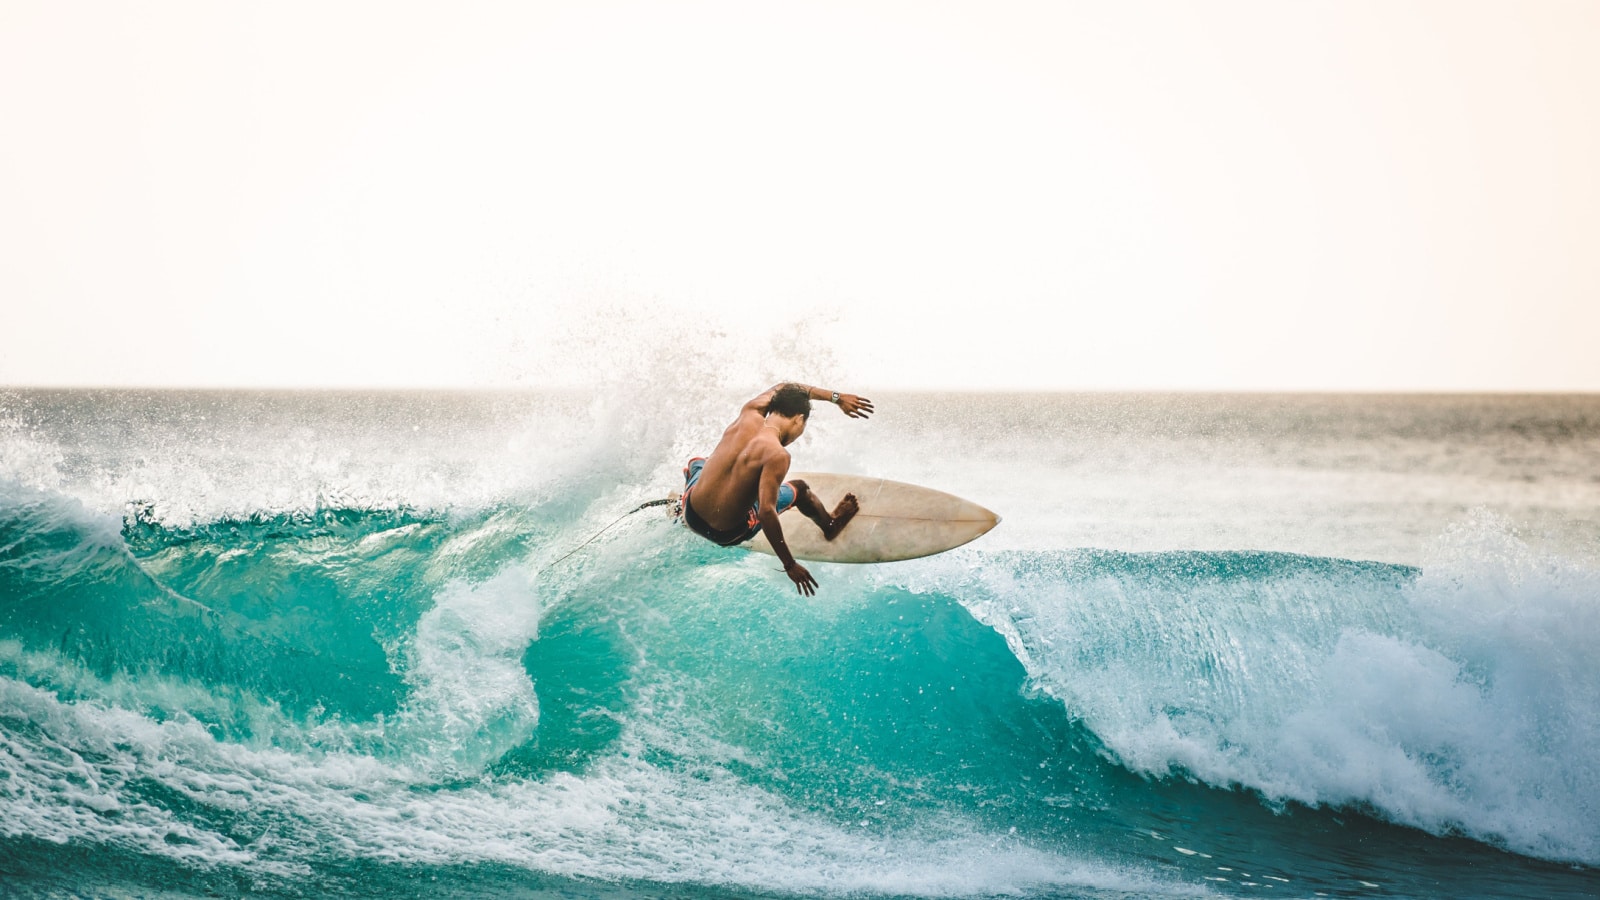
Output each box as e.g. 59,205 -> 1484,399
2,387 -> 1598,899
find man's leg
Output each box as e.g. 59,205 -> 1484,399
787,479 -> 860,542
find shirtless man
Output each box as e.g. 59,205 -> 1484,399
679,383 -> 874,595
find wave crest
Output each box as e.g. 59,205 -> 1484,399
944,525 -> 1600,864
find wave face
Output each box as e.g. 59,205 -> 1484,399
3,389 -> 1599,899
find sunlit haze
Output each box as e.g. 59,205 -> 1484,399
2,0 -> 1596,391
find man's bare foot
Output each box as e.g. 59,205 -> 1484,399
822,493 -> 860,541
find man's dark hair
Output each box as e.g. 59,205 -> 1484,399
770,383 -> 812,419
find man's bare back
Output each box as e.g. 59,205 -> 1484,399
679,383 -> 874,595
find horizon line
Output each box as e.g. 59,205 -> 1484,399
6,383 -> 1599,397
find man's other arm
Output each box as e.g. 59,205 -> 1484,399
755,450 -> 817,596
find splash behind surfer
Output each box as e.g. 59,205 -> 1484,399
680,383 -> 873,595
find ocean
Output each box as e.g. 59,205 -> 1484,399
1,388 -> 1597,899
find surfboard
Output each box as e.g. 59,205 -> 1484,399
691,472 -> 999,564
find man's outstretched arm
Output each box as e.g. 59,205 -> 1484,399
743,383 -> 875,419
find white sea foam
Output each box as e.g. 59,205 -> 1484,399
376,569 -> 544,771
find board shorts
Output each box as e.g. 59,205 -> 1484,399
679,456 -> 797,546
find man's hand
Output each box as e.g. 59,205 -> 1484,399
785,561 -> 818,596
836,394 -> 874,419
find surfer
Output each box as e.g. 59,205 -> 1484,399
680,383 -> 874,595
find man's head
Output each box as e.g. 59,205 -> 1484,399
767,383 -> 811,445
769,383 -> 812,420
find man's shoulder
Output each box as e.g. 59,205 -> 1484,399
740,430 -> 787,461
758,439 -> 791,468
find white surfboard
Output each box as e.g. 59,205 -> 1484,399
736,472 -> 1000,563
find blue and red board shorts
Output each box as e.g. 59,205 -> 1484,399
679,456 -> 797,546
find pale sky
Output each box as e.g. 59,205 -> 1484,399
2,0 -> 1596,391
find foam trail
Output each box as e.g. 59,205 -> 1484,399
374,569 -> 543,772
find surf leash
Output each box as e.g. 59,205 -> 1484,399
545,497 -> 675,570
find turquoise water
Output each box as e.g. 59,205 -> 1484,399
2,390 -> 1598,898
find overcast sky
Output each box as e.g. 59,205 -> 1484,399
2,0 -> 1596,391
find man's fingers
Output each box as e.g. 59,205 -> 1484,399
788,564 -> 818,596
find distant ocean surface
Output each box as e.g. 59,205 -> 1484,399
2,389 -> 1598,899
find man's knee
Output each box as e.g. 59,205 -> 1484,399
788,479 -> 809,495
